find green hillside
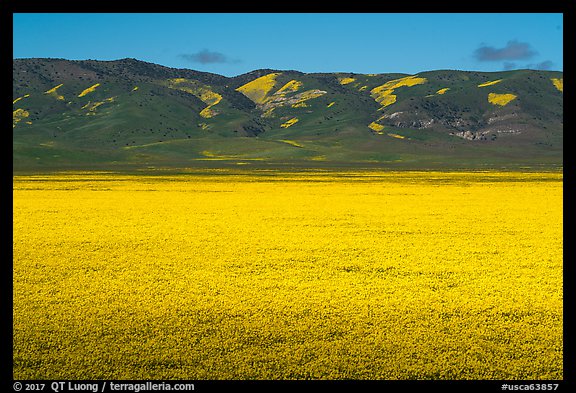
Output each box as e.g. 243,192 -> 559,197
13,58 -> 563,170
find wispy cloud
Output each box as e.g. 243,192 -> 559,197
179,49 -> 240,65
474,40 -> 537,62
502,60 -> 555,71
526,60 -> 554,70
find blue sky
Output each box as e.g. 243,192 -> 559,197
13,13 -> 563,76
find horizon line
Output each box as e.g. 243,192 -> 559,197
12,57 -> 564,77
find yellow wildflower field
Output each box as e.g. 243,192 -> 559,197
13,170 -> 562,380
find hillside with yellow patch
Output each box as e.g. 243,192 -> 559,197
276,80 -> 303,95
13,94 -> 30,104
166,78 -> 223,119
11,58 -> 563,168
478,79 -> 502,88
370,75 -> 427,108
279,139 -> 304,148
78,83 -> 101,98
338,77 -> 355,85
260,87 -> 327,113
13,108 -> 30,127
45,84 -> 65,100
236,73 -> 281,104
488,93 -> 517,106
280,117 -> 299,128
368,122 -> 385,133
551,78 -> 563,92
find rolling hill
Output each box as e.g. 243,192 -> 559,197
13,58 -> 563,170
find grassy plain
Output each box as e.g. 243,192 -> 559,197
13,170 -> 562,379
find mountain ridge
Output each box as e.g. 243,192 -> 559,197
13,58 -> 563,170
